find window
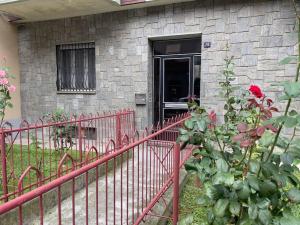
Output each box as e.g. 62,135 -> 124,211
153,38 -> 202,55
56,42 -> 96,92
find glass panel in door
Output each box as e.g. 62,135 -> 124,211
163,58 -> 190,120
163,58 -> 190,103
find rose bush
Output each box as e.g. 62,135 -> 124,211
178,4 -> 300,224
0,64 -> 16,127
179,46 -> 300,224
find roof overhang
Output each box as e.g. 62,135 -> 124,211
0,0 -> 194,23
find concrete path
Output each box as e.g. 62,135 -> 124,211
30,144 -> 173,225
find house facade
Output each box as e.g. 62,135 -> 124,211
0,0 -> 298,129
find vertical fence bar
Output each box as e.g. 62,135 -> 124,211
172,143 -> 180,225
78,120 -> 83,163
115,112 -> 121,149
0,130 -> 8,202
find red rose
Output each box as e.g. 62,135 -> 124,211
249,85 -> 264,98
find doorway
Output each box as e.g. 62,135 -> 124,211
153,38 -> 201,124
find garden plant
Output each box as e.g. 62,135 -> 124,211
44,108 -> 74,150
0,59 -> 16,128
179,4 -> 300,224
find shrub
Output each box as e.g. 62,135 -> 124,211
44,108 -> 74,150
179,12 -> 300,223
0,61 -> 16,127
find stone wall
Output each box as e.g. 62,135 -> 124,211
18,0 -> 298,129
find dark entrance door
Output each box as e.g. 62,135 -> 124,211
153,38 -> 201,124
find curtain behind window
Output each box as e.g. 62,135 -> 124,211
57,42 -> 96,91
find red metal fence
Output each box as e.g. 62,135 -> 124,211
0,109 -> 135,203
0,113 -> 192,225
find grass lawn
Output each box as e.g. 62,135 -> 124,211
0,144 -> 92,199
177,174 -> 300,225
177,175 -> 208,225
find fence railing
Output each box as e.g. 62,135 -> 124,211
0,109 -> 135,203
0,112 -> 192,225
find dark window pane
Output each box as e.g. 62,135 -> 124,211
164,58 -> 190,102
75,49 -> 84,90
61,50 -> 72,89
56,42 -> 95,91
154,58 -> 160,124
153,38 -> 201,55
193,56 -> 201,99
88,48 -> 96,89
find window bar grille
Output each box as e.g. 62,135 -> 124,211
57,42 -> 96,92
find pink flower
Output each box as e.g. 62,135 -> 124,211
0,78 -> 9,85
8,85 -> 16,93
0,70 -> 6,78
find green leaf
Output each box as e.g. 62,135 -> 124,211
249,160 -> 260,174
274,115 -> 288,123
284,81 -> 300,98
184,119 -> 194,129
279,56 -> 297,65
279,94 -> 290,101
229,201 -> 241,216
280,152 -> 294,165
7,102 -> 13,108
270,193 -> 279,209
277,213 -> 300,225
257,198 -> 271,209
237,183 -> 250,200
205,184 -> 218,200
238,218 -> 254,225
178,128 -> 188,135
259,131 -> 275,147
287,189 -> 300,203
258,209 -> 271,225
179,134 -> 189,142
276,136 -> 289,149
199,157 -> 211,169
272,174 -> 287,187
233,180 -> 243,190
284,116 -> 298,128
261,162 -> 278,177
247,175 -> 260,191
213,172 -> 234,186
259,180 -> 277,197
287,173 -> 300,186
207,209 -> 215,224
216,158 -> 229,172
213,198 -> 229,217
289,109 -> 298,116
184,161 -> 198,172
196,119 -> 206,132
291,138 -> 300,147
248,204 -> 258,220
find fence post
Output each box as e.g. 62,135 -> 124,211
78,120 -> 83,163
173,143 -> 180,225
115,112 -> 121,149
0,129 -> 8,202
